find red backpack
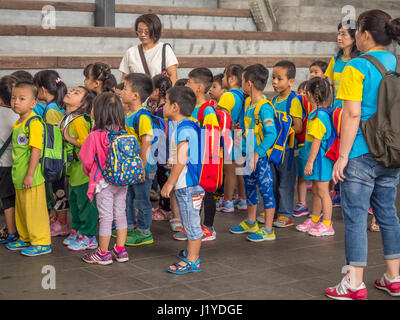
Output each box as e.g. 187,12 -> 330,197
296,94 -> 313,145
195,100 -> 224,193
325,107 -> 342,162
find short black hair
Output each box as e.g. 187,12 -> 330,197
13,81 -> 38,99
93,92 -> 125,130
274,60 -> 296,79
0,75 -> 18,105
310,60 -> 329,74
83,62 -> 117,93
224,64 -> 243,87
11,70 -> 34,83
243,64 -> 269,91
125,73 -> 153,103
174,78 -> 188,87
135,14 -> 162,43
188,68 -> 213,92
167,86 -> 196,117
33,70 -> 66,107
297,80 -> 308,93
212,74 -> 224,87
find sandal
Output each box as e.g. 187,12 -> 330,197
167,257 -> 202,275
170,218 -> 183,232
152,208 -> 168,221
369,223 -> 380,232
177,249 -> 188,260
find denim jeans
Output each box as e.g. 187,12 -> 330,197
125,165 -> 156,233
271,154 -> 298,218
341,153 -> 400,266
175,185 -> 205,241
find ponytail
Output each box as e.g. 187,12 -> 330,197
33,70 -> 67,108
306,77 -> 331,120
152,74 -> 172,107
83,62 -> 117,93
386,18 -> 400,46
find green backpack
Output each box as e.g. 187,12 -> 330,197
359,54 -> 400,168
25,115 -> 66,182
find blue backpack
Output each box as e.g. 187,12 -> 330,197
95,130 -> 145,186
132,108 -> 168,165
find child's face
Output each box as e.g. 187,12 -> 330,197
272,67 -> 294,94
84,69 -> 99,92
149,88 -> 159,104
241,75 -> 251,96
121,81 -> 139,105
222,72 -> 229,89
208,81 -> 225,101
297,88 -> 306,95
11,87 -> 36,116
163,94 -> 177,120
64,87 -> 86,114
309,66 -> 325,79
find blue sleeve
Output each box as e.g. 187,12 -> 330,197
177,124 -> 199,164
255,104 -> 277,157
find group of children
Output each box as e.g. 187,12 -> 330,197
0,57 -> 345,274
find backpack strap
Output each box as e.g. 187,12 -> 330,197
161,43 -> 173,75
138,44 -> 151,76
24,115 -> 43,138
132,108 -> 149,137
360,54 -> 388,77
197,100 -> 215,128
0,134 -> 12,159
286,90 -> 297,115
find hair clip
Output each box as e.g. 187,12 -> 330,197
55,77 -> 62,84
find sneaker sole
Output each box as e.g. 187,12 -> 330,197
202,236 -> 216,242
82,257 -> 113,265
293,212 -> 309,217
296,227 -> 311,233
125,239 -> 154,246
375,284 -> 400,297
221,209 -> 235,213
172,236 -> 188,241
273,223 -> 294,228
247,236 -> 276,242
7,246 -> 30,251
308,231 -> 335,237
229,228 -> 258,234
21,249 -> 52,257
325,294 -> 357,301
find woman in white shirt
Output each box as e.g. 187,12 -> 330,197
119,14 -> 179,85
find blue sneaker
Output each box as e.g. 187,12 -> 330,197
229,220 -> 259,234
247,228 -> 276,242
21,245 -> 52,257
67,234 -> 98,251
6,239 -> 30,251
293,202 -> 309,217
0,231 -> 19,244
332,194 -> 341,207
63,229 -> 79,246
235,199 -> 248,211
221,200 -> 234,213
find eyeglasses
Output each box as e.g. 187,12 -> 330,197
337,32 -> 350,38
136,30 -> 150,36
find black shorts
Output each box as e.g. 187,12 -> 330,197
0,167 -> 15,210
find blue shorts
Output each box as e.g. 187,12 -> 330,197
175,185 -> 205,241
244,157 -> 275,209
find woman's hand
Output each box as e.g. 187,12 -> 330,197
304,161 -> 313,176
332,155 -> 348,184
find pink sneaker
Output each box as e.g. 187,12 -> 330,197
50,220 -> 70,237
308,222 -> 335,237
325,275 -> 368,300
296,218 -> 318,232
375,274 -> 400,297
368,208 -> 374,215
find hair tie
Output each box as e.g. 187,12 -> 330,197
55,77 -> 62,84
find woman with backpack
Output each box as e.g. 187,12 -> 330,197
119,14 -> 179,85
326,10 -> 400,300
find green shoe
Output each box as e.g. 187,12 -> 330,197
125,230 -> 154,246
229,220 -> 259,234
111,229 -> 117,238
112,228 -> 135,238
247,228 -> 276,242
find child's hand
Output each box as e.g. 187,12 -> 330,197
304,161 -> 313,176
23,174 -> 33,189
249,152 -> 259,172
161,182 -> 174,199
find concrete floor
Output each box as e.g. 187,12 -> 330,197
0,195 -> 398,301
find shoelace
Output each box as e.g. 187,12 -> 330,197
333,276 -> 350,295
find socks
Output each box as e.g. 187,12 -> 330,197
323,220 -> 332,227
246,219 -> 256,225
115,245 -> 125,252
263,227 -> 272,233
311,215 -> 320,223
100,249 -> 108,255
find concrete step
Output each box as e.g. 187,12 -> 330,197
0,26 -> 340,56
29,0 -> 219,8
0,54 -> 329,92
0,1 -> 255,30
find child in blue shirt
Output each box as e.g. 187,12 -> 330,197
229,64 -> 277,242
296,77 -> 335,237
161,86 -> 205,274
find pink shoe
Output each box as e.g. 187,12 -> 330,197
375,274 -> 400,296
50,220 -> 70,237
368,208 -> 374,215
308,222 -> 335,237
326,275 -> 368,300
296,218 -> 318,232
306,184 -> 312,192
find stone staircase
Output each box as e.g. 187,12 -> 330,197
0,0 -> 364,92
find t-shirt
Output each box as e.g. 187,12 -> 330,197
33,101 -> 65,126
190,103 -> 219,128
169,119 -> 200,190
0,106 -> 19,167
325,55 -> 351,109
272,92 -> 303,149
66,115 -> 91,187
303,109 -> 334,182
119,42 -> 179,77
217,89 -> 245,126
12,111 -> 44,189
336,49 -> 397,159
241,99 -> 277,158
125,107 -> 154,147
